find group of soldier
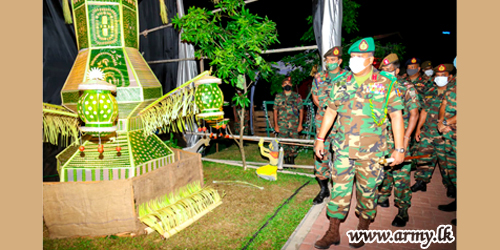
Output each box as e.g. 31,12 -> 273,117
269,37 -> 457,249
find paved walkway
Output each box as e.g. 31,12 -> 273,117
284,170 -> 456,250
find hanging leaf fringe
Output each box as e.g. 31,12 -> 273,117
43,103 -> 80,147
62,0 -> 73,24
138,181 -> 223,238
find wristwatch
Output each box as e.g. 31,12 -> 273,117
395,148 -> 405,153
442,120 -> 449,126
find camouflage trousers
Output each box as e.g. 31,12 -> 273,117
413,134 -> 452,187
233,119 -> 249,135
326,148 -> 385,220
443,137 -> 457,188
378,162 -> 412,208
277,126 -> 299,158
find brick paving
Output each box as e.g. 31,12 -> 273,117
296,170 -> 456,250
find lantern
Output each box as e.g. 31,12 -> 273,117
77,68 -> 119,137
194,75 -> 225,121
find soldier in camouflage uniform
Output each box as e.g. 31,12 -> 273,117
314,38 -> 405,249
421,61 -> 434,83
411,64 -> 456,199
437,74 -> 457,220
310,46 -> 345,205
273,77 -> 304,164
376,53 -> 420,227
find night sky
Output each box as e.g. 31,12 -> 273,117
183,0 -> 457,65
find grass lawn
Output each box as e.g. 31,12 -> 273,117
43,141 -> 319,249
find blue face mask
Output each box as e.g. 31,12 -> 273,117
454,57 -> 457,69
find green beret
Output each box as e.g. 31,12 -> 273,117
348,37 -> 375,54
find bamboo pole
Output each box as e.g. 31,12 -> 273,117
185,132 -> 314,144
140,0 -> 260,37
201,158 -> 315,177
206,159 -> 314,170
261,45 -> 318,54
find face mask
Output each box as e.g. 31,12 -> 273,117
424,69 -> 434,76
284,85 -> 292,91
434,76 -> 449,87
454,57 -> 457,69
326,62 -> 338,71
349,57 -> 369,73
407,68 -> 419,76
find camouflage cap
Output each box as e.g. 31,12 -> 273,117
348,37 -> 375,54
433,64 -> 454,73
405,57 -> 421,66
324,46 -> 343,58
379,53 -> 399,69
421,61 -> 432,69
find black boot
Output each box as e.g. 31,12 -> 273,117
447,185 -> 456,198
411,180 -> 427,192
438,200 -> 456,212
313,178 -> 330,205
391,208 -> 409,227
377,198 -> 389,208
284,156 -> 290,165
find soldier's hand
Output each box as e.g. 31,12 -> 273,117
415,129 -> 421,142
389,150 -> 405,167
314,141 -> 325,158
298,124 -> 303,133
442,126 -> 452,134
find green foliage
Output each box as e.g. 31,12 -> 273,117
172,0 -> 279,109
163,133 -> 181,149
232,92 -> 251,108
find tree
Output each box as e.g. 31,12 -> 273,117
172,0 -> 279,170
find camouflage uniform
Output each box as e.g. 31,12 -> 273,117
231,100 -> 249,135
325,69 -> 404,220
311,69 -> 344,179
442,85 -> 457,187
273,91 -> 303,158
378,80 -> 419,209
407,75 -> 431,163
413,80 -> 457,187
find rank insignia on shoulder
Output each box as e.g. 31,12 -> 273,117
425,95 -> 433,99
347,74 -> 352,82
371,73 -> 377,81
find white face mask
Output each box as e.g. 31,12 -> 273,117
349,57 -> 369,73
434,76 -> 449,87
424,69 -> 434,76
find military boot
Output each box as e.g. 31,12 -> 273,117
391,208 -> 409,227
314,217 -> 341,249
349,217 -> 371,248
312,178 -> 330,205
289,156 -> 295,165
438,200 -> 456,212
377,197 -> 389,208
411,180 -> 427,192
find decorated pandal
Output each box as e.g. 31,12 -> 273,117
42,0 -> 224,238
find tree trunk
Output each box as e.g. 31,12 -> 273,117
238,76 -> 248,170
